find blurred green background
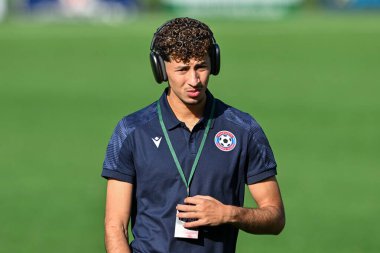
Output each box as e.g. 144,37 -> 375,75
1,7 -> 380,253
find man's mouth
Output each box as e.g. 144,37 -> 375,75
187,89 -> 201,98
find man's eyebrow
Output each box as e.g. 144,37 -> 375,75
174,61 -> 207,70
175,65 -> 190,70
195,61 -> 208,68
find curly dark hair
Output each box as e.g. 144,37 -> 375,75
152,17 -> 214,63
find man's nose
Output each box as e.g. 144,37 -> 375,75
188,70 -> 200,86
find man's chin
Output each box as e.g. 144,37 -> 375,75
183,100 -> 201,106
183,96 -> 206,107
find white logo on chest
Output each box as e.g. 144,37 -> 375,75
152,136 -> 162,148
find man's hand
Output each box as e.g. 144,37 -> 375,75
175,177 -> 285,235
176,195 -> 232,228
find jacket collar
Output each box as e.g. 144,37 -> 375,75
158,88 -> 215,131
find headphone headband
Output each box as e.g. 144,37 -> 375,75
150,22 -> 218,52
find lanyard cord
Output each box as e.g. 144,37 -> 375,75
157,99 -> 215,196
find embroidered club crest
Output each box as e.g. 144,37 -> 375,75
214,131 -> 236,152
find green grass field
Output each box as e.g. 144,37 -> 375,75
1,11 -> 380,252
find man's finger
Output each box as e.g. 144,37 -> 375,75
193,195 -> 215,201
183,196 -> 206,205
183,219 -> 206,229
176,204 -> 197,212
176,211 -> 199,219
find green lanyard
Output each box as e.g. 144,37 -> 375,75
157,99 -> 215,196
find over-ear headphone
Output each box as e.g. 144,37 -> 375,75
149,20 -> 221,84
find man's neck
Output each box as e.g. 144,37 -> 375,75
167,93 -> 206,131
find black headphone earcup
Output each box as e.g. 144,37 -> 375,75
150,52 -> 167,84
210,43 -> 220,76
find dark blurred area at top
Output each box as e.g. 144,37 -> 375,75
1,0 -> 380,23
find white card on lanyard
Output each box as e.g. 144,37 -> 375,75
174,211 -> 199,239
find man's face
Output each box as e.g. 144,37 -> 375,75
165,55 -> 211,106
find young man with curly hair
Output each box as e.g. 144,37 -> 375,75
102,17 -> 285,253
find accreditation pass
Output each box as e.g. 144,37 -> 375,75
174,211 -> 199,239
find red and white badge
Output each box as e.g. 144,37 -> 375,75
214,130 -> 237,152
174,211 -> 199,239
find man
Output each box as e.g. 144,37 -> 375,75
102,17 -> 285,253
